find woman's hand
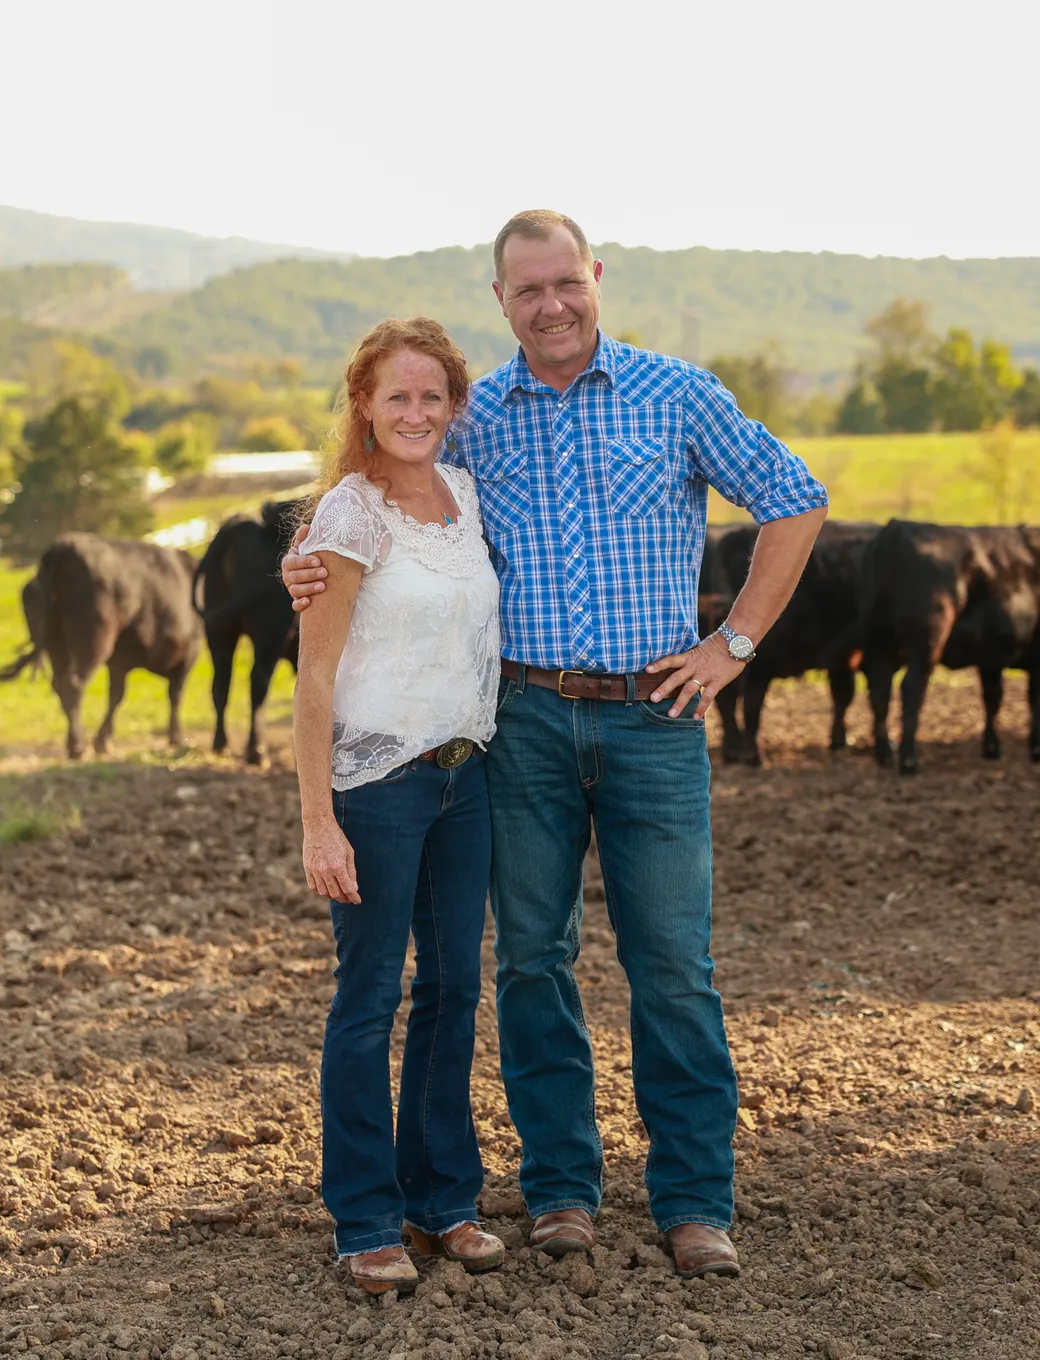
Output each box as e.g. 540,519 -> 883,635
303,821 -> 361,904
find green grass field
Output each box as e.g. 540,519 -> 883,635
787,429 -> 1040,525
708,429 -> 1040,525
1,430 -> 1036,759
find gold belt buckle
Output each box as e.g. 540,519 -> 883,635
558,669 -> 584,699
436,737 -> 474,770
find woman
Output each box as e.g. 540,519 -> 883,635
294,317 -> 504,1294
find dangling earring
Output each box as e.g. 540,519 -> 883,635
445,429 -> 459,457
363,422 -> 376,455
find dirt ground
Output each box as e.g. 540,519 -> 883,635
1,677 -> 1038,1360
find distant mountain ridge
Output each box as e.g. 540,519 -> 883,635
0,205 -> 353,290
2,207 -> 1039,381
113,244 -> 1040,382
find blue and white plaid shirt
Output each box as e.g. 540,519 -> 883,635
444,332 -> 828,673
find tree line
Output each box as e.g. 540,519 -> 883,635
1,300 -> 1037,564
0,340 -> 331,560
706,300 -> 1040,437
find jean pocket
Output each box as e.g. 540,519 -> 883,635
475,450 -> 531,538
496,676 -> 518,715
635,696 -> 705,728
608,440 -> 668,517
373,762 -> 411,784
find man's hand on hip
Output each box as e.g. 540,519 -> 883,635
645,633 -> 746,719
281,524 -> 325,612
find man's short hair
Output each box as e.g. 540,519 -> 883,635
493,210 -> 594,283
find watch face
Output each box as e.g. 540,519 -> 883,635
729,634 -> 755,661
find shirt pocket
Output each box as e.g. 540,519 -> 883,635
475,449 -> 531,539
608,440 -> 669,517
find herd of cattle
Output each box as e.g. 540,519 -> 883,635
3,504 -> 1040,775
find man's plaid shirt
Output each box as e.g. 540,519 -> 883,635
444,332 -> 828,673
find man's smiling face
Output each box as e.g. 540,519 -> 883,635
493,226 -> 603,384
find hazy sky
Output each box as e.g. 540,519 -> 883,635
4,0 -> 1038,260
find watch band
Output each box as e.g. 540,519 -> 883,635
718,621 -> 756,662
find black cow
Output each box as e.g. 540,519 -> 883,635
1,533 -> 201,758
698,524 -> 741,637
711,520 -> 878,766
856,519 -> 1040,774
193,499 -> 303,765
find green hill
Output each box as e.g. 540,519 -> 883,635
112,244 -> 1040,382
0,262 -> 180,335
3,208 -> 1040,383
0,205 -> 352,290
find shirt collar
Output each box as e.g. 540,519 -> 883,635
503,330 -> 618,401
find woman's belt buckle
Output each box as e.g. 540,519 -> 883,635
436,737 -> 474,770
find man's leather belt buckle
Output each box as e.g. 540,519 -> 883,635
435,737 -> 474,770
558,669 -> 584,699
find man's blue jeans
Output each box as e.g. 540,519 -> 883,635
486,671 -> 738,1232
321,753 -> 490,1256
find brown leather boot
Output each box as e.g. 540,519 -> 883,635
528,1208 -> 597,1257
347,1245 -> 419,1295
666,1223 -> 740,1279
406,1221 -> 505,1273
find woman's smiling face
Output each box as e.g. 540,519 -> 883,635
360,348 -> 455,467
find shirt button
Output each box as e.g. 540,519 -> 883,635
576,606 -> 584,613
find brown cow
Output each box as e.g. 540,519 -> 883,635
1,532 -> 202,758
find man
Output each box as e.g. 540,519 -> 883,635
283,210 -> 828,1278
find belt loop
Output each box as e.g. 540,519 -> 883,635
624,672 -> 636,706
515,663 -> 526,695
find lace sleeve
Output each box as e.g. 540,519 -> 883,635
300,480 -> 391,569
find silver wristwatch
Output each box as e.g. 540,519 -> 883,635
717,621 -> 756,662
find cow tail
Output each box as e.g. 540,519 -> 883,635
0,544 -> 64,682
0,646 -> 42,682
192,539 -> 216,619
825,524 -> 878,670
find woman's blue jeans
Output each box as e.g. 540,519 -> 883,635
486,672 -> 738,1232
321,752 -> 490,1256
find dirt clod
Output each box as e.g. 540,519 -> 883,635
905,1256 -> 946,1290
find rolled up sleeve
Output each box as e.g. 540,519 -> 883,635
684,371 -> 828,523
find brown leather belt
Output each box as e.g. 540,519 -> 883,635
501,658 -> 678,702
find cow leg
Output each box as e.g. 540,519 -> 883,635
208,633 -> 235,755
246,639 -> 283,765
1027,667 -> 1040,763
740,673 -> 770,768
166,660 -> 191,748
897,651 -> 933,776
52,671 -> 88,760
94,661 -> 129,755
862,647 -> 896,767
979,666 -> 1003,761
714,683 -> 744,764
827,666 -> 856,750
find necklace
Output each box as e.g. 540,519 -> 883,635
384,490 -> 456,527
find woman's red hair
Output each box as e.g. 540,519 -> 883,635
322,317 -> 470,494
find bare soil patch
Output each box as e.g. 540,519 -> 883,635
1,678 -> 1038,1360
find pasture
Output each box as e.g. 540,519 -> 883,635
0,560 -> 296,763
708,429 -> 1040,526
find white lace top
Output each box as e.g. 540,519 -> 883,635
299,465 -> 500,790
